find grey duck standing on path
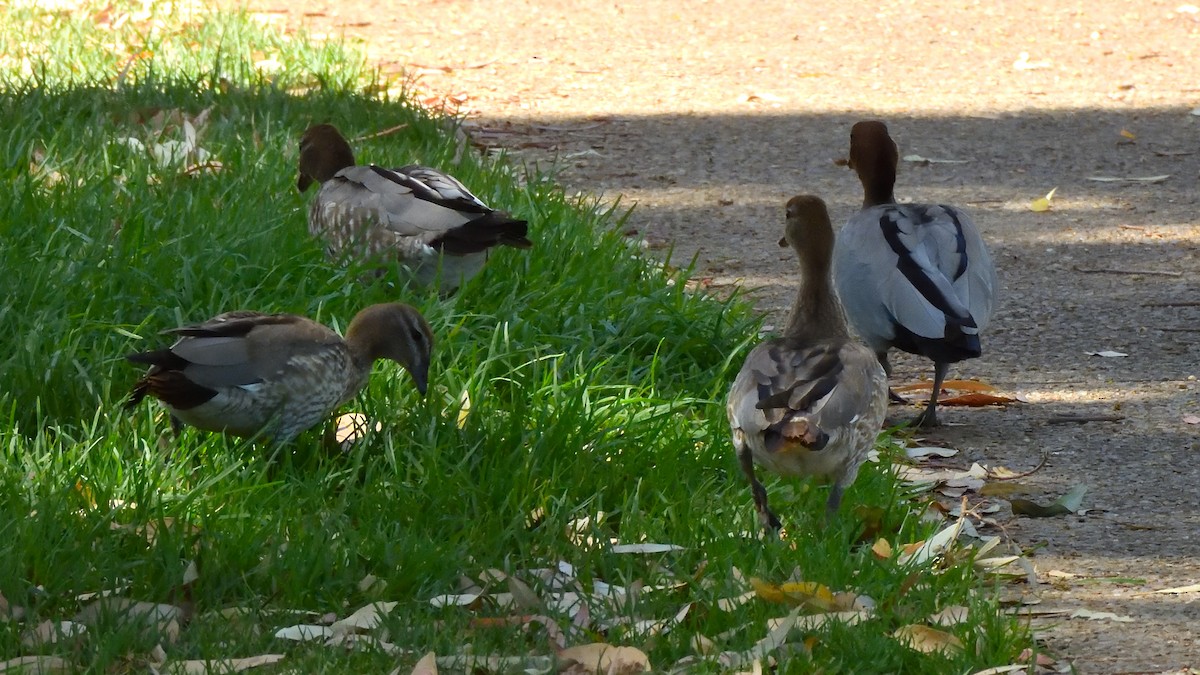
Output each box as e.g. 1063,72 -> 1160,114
297,124 -> 532,294
126,303 -> 432,442
728,195 -> 888,531
833,120 -> 998,428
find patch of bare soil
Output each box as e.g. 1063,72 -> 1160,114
242,1 -> 1200,670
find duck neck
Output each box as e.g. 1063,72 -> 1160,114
784,263 -> 849,342
861,167 -> 896,207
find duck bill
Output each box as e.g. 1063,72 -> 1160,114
409,366 -> 429,396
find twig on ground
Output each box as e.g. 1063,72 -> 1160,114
1072,266 -> 1182,278
987,453 -> 1050,481
1046,415 -> 1125,424
352,123 -> 408,141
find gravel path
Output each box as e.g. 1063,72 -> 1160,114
244,1 -> 1200,670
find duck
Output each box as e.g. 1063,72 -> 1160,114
832,120 -> 998,428
126,303 -> 433,443
727,195 -> 888,530
297,124 -> 532,294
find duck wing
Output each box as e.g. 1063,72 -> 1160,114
834,203 -> 996,361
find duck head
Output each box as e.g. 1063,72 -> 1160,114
344,303 -> 434,395
297,124 -> 357,192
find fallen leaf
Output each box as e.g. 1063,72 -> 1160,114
971,666 -> 1029,675
1030,187 -> 1057,212
1086,174 -> 1170,183
506,576 -> 544,611
428,593 -> 482,608
1183,415 -> 1200,425
898,518 -> 965,566
610,543 -> 684,554
1056,484 -> 1088,512
456,390 -> 471,429
939,392 -> 1016,407
905,446 -> 959,459
21,621 -> 87,648
748,578 -> 836,610
273,624 -> 333,642
1119,128 -> 1137,140
409,652 -> 437,675
929,605 -> 970,626
892,624 -> 964,655
330,412 -> 379,449
1010,484 -> 1087,517
1153,583 -> 1200,594
558,643 -> 651,673
331,601 -> 397,634
1085,350 -> 1128,357
1069,609 -> 1135,622
871,538 -> 893,560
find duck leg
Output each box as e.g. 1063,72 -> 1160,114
876,352 -> 908,404
912,361 -> 949,428
824,484 -> 845,522
736,439 -> 781,531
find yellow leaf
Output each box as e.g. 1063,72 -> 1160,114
893,624 -> 964,654
748,576 -> 787,603
1029,187 -> 1057,212
74,480 -> 96,510
871,538 -> 893,560
748,578 -> 835,609
456,390 -> 471,429
1119,128 -> 1136,140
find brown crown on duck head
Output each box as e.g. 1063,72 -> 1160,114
783,194 -> 836,267
297,124 -> 357,192
847,120 -> 899,207
344,303 -> 434,395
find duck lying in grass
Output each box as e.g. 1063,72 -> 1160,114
728,195 -> 888,531
297,124 -> 532,294
126,303 -> 432,442
833,120 -> 998,427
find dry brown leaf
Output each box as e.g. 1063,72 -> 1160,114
507,576 -> 544,611
409,652 -> 437,675
893,624 -> 964,655
871,538 -> 893,560
558,643 -> 651,673
938,392 -> 1016,407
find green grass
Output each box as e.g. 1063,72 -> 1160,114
0,2 -> 1028,672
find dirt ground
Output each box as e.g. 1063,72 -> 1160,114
241,1 -> 1200,671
